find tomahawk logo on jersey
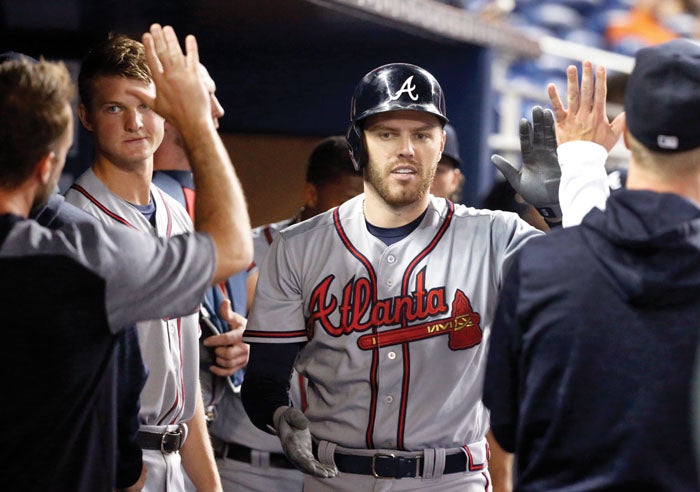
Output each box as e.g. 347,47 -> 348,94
307,267 -> 482,350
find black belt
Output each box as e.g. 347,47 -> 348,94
328,450 -> 468,479
214,441 -> 296,469
137,428 -> 184,454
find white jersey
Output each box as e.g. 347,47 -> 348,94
244,194 -> 541,451
65,168 -> 201,427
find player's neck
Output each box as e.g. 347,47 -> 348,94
92,155 -> 153,205
0,186 -> 33,218
363,191 -> 430,228
627,161 -> 700,207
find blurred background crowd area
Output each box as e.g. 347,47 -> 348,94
4,0 -> 692,218
441,0 -> 700,175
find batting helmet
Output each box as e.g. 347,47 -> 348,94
346,63 -> 448,170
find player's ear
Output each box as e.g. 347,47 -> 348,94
303,182 -> 318,209
78,103 -> 94,132
622,121 -> 630,149
34,151 -> 55,185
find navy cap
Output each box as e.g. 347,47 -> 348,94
625,39 -> 700,152
441,123 -> 463,168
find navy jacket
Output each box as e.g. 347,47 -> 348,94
485,190 -> 700,491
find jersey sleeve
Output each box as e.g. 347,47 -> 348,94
27,220 -> 216,331
244,232 -> 307,343
491,211 -> 543,289
558,141 -> 610,228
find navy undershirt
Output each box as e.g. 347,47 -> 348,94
242,207 -> 429,432
130,194 -> 157,227
365,208 -> 427,245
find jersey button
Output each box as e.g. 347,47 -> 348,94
385,395 -> 394,404
387,254 -> 396,263
387,351 -> 396,360
387,279 -> 393,286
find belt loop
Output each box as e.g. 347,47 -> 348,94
251,449 -> 270,467
179,422 -> 189,447
316,440 -> 338,467
422,448 -> 446,479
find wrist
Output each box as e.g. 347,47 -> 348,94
270,405 -> 290,434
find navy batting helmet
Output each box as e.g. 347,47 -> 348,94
346,63 -> 448,170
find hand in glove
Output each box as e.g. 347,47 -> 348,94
491,105 -> 561,222
273,406 -> 338,478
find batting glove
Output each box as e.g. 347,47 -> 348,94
491,106 -> 562,223
273,406 -> 338,478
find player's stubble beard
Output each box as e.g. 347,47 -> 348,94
366,158 -> 436,208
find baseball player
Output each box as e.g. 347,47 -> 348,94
65,32 -> 249,492
205,135 -> 363,492
1,23 -> 251,492
240,63 -> 553,491
1,49 -> 148,491
429,123 -> 464,202
150,62 -> 253,491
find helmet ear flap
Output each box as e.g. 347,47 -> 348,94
346,123 -> 365,171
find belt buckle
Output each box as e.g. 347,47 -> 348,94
161,428 -> 182,454
371,453 -> 396,478
370,453 -> 422,479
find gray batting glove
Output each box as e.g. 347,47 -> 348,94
273,406 -> 338,478
491,106 -> 562,221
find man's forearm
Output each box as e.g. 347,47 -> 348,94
181,385 -> 222,492
487,429 -> 513,492
183,123 -> 253,282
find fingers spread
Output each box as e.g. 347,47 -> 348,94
547,83 -> 566,123
565,65 -> 580,115
579,60 -> 594,112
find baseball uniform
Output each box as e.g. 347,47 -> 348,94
0,208 -> 214,492
65,168 -> 201,492
151,169 -> 299,492
243,193 -> 541,490
32,192 -> 148,489
204,216 -> 305,492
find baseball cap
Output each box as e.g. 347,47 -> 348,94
625,38 -> 700,153
441,123 -> 463,168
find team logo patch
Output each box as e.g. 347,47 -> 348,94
307,268 -> 482,351
357,290 -> 481,350
389,75 -> 419,102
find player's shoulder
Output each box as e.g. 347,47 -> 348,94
280,193 -> 365,241
442,198 -> 524,227
63,167 -> 101,202
252,217 -> 295,241
2,215 -> 109,264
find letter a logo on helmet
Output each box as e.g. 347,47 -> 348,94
389,76 -> 419,101
346,63 -> 448,171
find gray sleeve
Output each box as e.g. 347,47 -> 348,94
8,220 -> 216,331
100,226 -> 216,330
491,211 -> 543,288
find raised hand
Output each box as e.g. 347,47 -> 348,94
129,24 -> 212,135
491,106 -> 562,221
547,60 -> 625,152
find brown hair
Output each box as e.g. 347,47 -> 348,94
0,59 -> 73,188
78,33 -> 151,110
